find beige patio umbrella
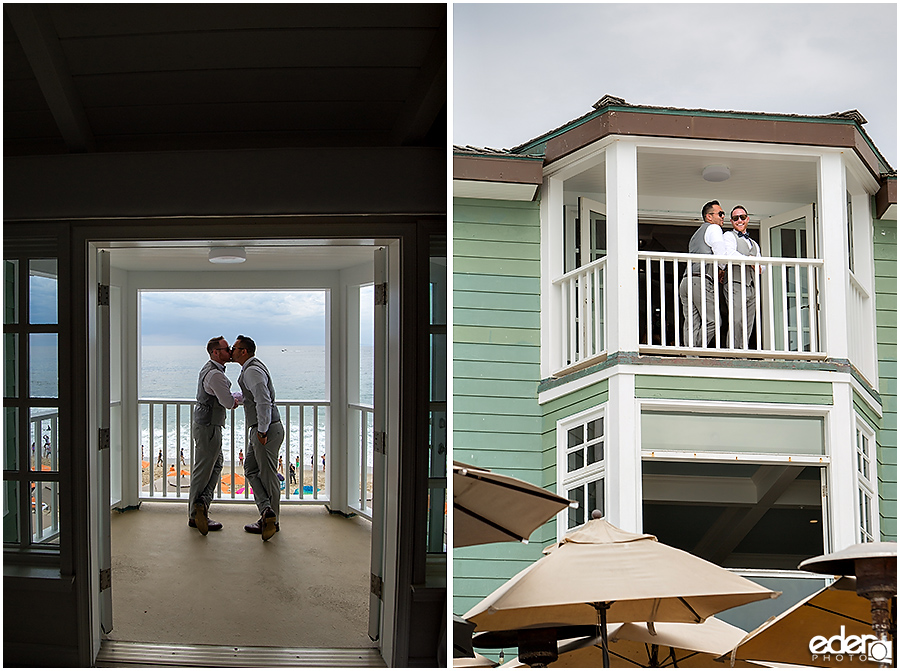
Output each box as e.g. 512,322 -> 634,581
464,515 -> 780,666
453,461 -> 573,548
498,617 -> 748,668
721,577 -> 882,668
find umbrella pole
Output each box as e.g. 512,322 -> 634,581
591,602 -> 611,668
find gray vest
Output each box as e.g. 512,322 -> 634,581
238,358 -> 281,427
726,231 -> 760,284
686,222 -> 716,278
194,360 -> 227,426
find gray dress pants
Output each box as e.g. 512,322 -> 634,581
679,274 -> 719,347
189,423 -> 224,514
726,279 -> 757,349
244,420 -> 285,517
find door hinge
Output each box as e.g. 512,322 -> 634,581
374,282 -> 388,306
374,431 -> 386,455
370,573 -> 383,599
100,567 -> 112,591
98,283 -> 110,307
99,427 -> 110,451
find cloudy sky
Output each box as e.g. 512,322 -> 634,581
140,290 -> 347,347
453,3 -> 897,167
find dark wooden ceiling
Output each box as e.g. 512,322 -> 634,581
4,4 -> 446,156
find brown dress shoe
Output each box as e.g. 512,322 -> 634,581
262,507 -> 277,541
244,516 -> 279,535
189,518 -> 223,532
192,502 -> 208,535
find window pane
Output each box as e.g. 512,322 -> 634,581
30,407 -> 59,472
587,478 -> 604,518
567,450 -> 584,473
29,334 -> 58,398
4,260 -> 18,324
587,442 -> 604,465
4,408 -> 18,471
642,412 -> 824,455
30,480 -> 60,545
568,486 -> 584,528
567,426 -> 583,448
29,260 -> 58,325
4,333 -> 17,398
3,480 -> 19,543
587,417 -> 603,441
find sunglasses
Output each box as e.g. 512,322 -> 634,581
732,214 -> 749,221
713,211 -> 725,218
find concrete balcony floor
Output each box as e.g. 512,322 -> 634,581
99,501 -> 380,667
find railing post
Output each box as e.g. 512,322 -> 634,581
605,140 -> 639,354
818,152 -> 850,359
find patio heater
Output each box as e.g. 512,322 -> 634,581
799,542 -> 897,668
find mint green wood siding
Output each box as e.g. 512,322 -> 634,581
875,217 -> 897,541
453,197 -> 545,617
634,375 -> 834,404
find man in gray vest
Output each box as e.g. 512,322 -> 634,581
190,336 -> 240,535
723,205 -> 763,349
678,200 -> 735,347
232,335 -> 285,541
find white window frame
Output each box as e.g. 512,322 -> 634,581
854,416 -> 879,543
637,398 -> 839,565
557,404 -> 607,538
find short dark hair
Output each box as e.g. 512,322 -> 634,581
234,335 -> 256,355
206,336 -> 225,354
731,205 -> 748,217
701,201 -> 720,219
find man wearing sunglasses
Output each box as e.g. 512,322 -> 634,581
232,335 -> 284,541
723,205 -> 763,349
679,200 -> 738,347
190,336 -> 242,535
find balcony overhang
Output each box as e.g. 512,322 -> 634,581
453,150 -> 543,201
535,106 -> 890,183
875,176 -> 897,220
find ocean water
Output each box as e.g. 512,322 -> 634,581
141,345 -> 373,403
139,345 -> 374,465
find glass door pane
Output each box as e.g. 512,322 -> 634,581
763,205 -> 815,352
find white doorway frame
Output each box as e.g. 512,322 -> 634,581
87,236 -> 401,665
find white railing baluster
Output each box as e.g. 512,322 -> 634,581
658,258 -> 666,347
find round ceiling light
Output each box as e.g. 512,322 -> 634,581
702,164 -> 731,182
208,247 -> 246,264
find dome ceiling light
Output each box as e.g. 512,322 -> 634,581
208,247 -> 246,264
702,164 -> 731,182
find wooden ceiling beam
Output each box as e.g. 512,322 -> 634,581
6,4 -> 96,153
389,18 -> 446,146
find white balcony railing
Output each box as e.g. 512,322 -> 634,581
639,252 -> 824,357
848,272 -> 876,384
347,402 -> 375,517
552,252 -> 826,374
139,399 -> 330,503
552,256 -> 607,372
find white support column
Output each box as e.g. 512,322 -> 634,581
605,140 -> 639,354
828,382 -> 857,552
541,175 -> 565,377
606,371 -> 641,533
818,153 -> 850,360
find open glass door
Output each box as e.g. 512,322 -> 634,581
578,197 -> 607,267
762,204 -> 816,352
95,249 -> 113,635
367,246 -> 387,643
